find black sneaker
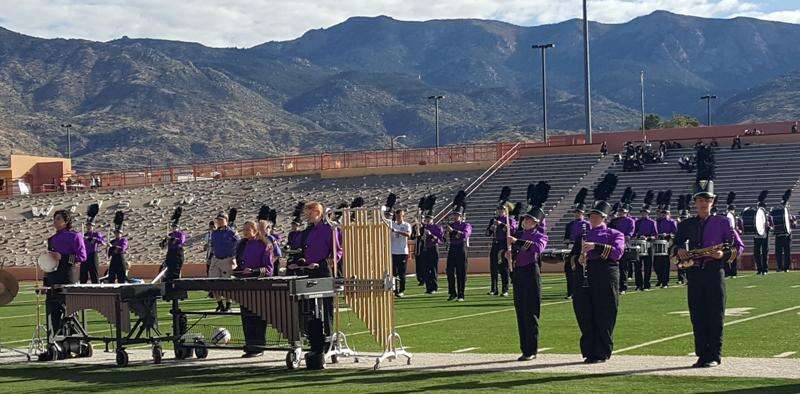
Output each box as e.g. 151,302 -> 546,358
241,352 -> 263,358
517,354 -> 536,361
447,295 -> 457,301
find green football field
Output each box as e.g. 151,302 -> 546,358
1,271 -> 799,392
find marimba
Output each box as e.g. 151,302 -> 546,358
54,283 -> 167,367
166,276 -> 334,369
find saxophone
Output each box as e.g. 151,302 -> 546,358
672,243 -> 726,269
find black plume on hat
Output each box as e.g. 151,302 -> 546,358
498,186 -> 512,207
385,193 -> 397,211
423,194 -> 437,213
620,186 -> 635,211
350,196 -> 365,209
524,181 -> 551,221
726,191 -> 736,211
573,187 -> 588,212
451,190 -> 467,214
113,211 -> 125,232
86,203 -> 100,225
257,205 -> 271,221
782,189 -> 792,206
170,206 -> 183,227
758,190 -> 769,207
228,208 -> 238,226
591,173 -> 618,217
642,189 -> 655,212
417,196 -> 426,210
291,201 -> 305,224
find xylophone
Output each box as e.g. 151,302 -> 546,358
165,276 -> 334,369
42,283 -> 168,367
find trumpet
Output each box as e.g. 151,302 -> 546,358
672,243 -> 726,269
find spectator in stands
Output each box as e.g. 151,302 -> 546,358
731,135 -> 743,150
710,138 -> 719,148
693,139 -> 704,150
599,142 -> 608,157
792,122 -> 798,134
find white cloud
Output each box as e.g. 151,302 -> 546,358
0,0 -> 793,48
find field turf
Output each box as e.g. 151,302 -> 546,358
1,271 -> 798,392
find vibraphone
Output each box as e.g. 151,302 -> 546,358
54,283 -> 167,367
165,276 -> 334,369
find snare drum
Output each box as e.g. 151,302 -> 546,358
652,240 -> 669,256
633,239 -> 650,257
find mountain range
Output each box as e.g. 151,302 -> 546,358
1,10 -> 800,170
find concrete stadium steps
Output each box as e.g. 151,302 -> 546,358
463,153 -> 601,257
547,142 -> 800,255
0,171 -> 479,266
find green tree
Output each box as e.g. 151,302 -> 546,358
662,114 -> 700,129
644,114 -> 662,130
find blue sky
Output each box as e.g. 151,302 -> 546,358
0,0 -> 798,48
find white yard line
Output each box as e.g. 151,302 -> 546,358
614,305 -> 800,354
452,347 -> 479,353
773,352 -> 796,358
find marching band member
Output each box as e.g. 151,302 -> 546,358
613,188 -> 637,293
573,174 -> 624,364
672,158 -> 743,368
297,201 -> 342,369
563,188 -> 589,299
81,205 -> 104,284
285,202 -> 307,270
237,220 -> 276,358
753,190 -> 772,275
486,187 -> 516,297
634,191 -> 658,291
722,192 -> 742,278
655,191 -> 677,288
209,210 -> 239,311
418,211 -> 444,294
160,207 -> 186,282
106,211 -> 128,284
508,181 -> 549,360
774,189 -> 794,272
45,210 -> 87,337
676,194 -> 693,284
446,190 -> 471,302
390,209 -> 412,298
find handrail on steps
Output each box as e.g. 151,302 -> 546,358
433,142 -> 521,224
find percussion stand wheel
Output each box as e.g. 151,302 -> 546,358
152,344 -> 163,365
46,344 -> 59,362
193,341 -> 208,359
174,344 -> 190,360
115,349 -> 129,367
330,354 -> 338,364
285,348 -> 301,370
373,358 -> 381,371
79,342 -> 93,358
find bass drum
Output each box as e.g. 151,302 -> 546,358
725,212 -> 736,230
741,207 -> 767,237
771,206 -> 792,236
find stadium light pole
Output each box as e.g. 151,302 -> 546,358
533,43 -> 555,144
700,94 -> 717,126
428,95 -> 444,162
60,123 -> 72,160
640,70 -> 646,140
582,0 -> 593,144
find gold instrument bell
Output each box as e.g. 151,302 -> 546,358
0,270 -> 20,306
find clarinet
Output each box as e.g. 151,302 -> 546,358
577,223 -> 589,288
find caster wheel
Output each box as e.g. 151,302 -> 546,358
174,344 -> 191,360
79,342 -> 94,358
285,350 -> 301,370
116,349 -> 129,367
354,357 -> 360,363
45,344 -> 59,362
407,358 -> 412,365
152,345 -> 163,364
194,341 -> 208,359
305,352 -> 325,370
331,354 -> 338,364
373,360 -> 380,371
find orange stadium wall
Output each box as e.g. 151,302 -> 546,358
320,161 -> 491,179
7,154 -> 71,194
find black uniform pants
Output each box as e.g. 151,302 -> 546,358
489,241 -> 510,294
754,237 -> 770,273
513,264 -> 541,356
619,252 -> 636,291
775,235 -> 791,272
564,254 -> 575,297
107,257 -> 127,284
724,256 -> 739,277
635,253 -> 653,289
419,248 -> 439,293
447,244 -> 468,299
687,264 -> 726,363
572,261 -> 619,361
392,254 -> 408,295
653,255 -> 670,286
79,253 -> 99,284
241,307 -> 267,353
164,248 -> 185,282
